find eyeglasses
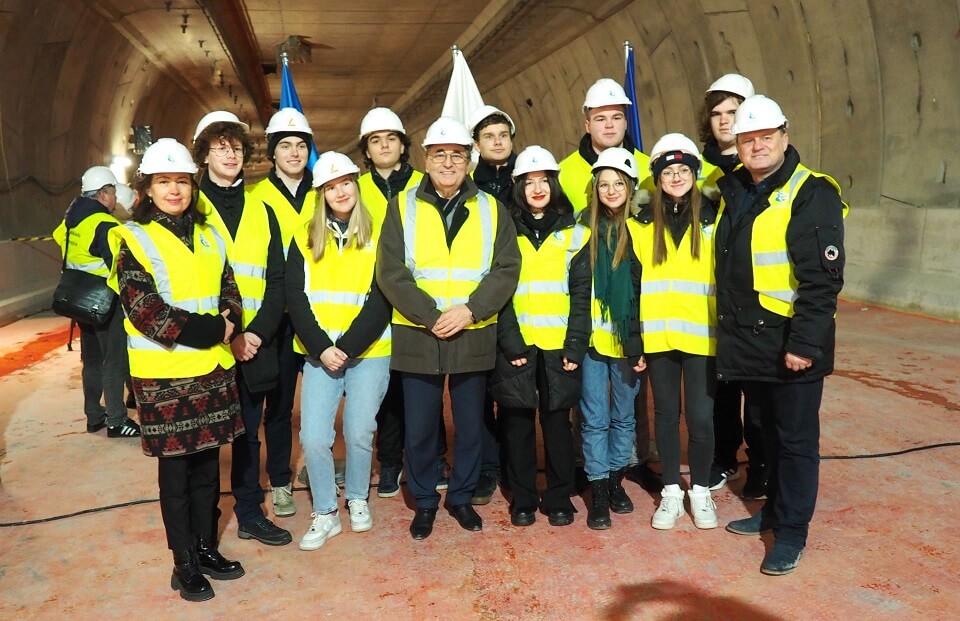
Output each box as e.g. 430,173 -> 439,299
660,167 -> 693,180
429,150 -> 468,165
210,145 -> 244,158
597,180 -> 626,193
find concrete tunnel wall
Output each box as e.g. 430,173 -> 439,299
0,0 -> 958,324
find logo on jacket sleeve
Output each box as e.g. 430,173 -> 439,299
824,245 -> 839,261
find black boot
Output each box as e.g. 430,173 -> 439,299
587,479 -> 611,530
608,468 -> 634,514
171,548 -> 214,602
196,535 -> 245,580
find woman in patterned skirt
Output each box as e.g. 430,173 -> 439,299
109,138 -> 245,602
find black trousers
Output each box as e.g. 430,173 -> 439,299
713,380 -> 766,470
647,351 -> 716,488
402,372 -> 485,508
375,370 -> 447,467
478,391 -> 503,475
741,380 -> 822,548
231,318 -> 299,525
158,447 -> 221,551
500,350 -> 575,513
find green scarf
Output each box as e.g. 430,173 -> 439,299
594,219 -> 637,347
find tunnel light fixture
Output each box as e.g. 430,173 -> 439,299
110,156 -> 133,184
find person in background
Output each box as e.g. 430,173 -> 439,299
489,145 -> 589,527
193,111 -> 291,547
53,165 -> 140,438
633,133 -> 720,531
718,95 -> 846,575
697,74 -> 768,499
286,151 -> 392,550
109,138 -> 245,601
354,107 -> 450,497
376,116 -> 520,540
578,147 -> 645,530
466,103 -> 520,506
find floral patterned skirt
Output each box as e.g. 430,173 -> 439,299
133,365 -> 245,457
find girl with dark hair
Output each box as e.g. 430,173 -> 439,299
488,146 -> 590,527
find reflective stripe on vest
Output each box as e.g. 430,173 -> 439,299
53,213 -> 116,277
114,221 -> 235,379
357,170 -> 424,229
198,190 -> 270,327
513,224 -> 589,350
292,228 -> 391,358
392,187 -> 497,329
632,212 -> 717,355
249,178 -> 316,258
751,164 -> 846,317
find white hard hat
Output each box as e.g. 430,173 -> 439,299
730,95 -> 788,135
138,138 -> 199,175
115,184 -> 138,211
583,78 -> 632,114
649,133 -> 702,166
193,110 -> 250,141
512,145 -> 560,178
80,166 -> 118,193
467,105 -> 516,137
706,73 -> 756,99
265,108 -> 313,135
359,107 -> 406,140
592,147 -> 638,181
312,151 -> 360,188
422,116 -> 472,148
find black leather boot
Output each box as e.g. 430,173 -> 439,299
587,479 -> 612,530
196,535 -> 245,580
608,468 -> 635,514
171,548 -> 214,602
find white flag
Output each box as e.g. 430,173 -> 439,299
441,47 -> 485,129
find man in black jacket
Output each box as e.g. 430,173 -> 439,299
715,95 -> 845,576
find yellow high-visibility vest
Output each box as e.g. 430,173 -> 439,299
248,177 -> 316,257
558,148 -> 653,216
197,190 -> 270,329
513,223 -> 590,350
589,219 -> 641,358
632,212 -> 717,356
53,213 -> 117,277
357,169 -> 424,229
108,221 -> 235,379
291,225 -> 391,358
392,187 -> 498,329
750,164 -> 847,317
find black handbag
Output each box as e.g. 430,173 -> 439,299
51,224 -> 117,327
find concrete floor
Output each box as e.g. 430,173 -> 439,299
1,301 -> 959,619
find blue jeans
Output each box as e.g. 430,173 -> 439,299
579,349 -> 641,481
300,356 -> 390,514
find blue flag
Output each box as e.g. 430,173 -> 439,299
624,44 -> 643,152
280,55 -> 318,169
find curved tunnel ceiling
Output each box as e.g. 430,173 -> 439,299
0,0 -> 959,319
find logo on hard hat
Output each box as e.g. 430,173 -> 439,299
748,111 -> 756,119
167,154 -> 175,162
440,128 -> 447,136
288,117 -> 296,126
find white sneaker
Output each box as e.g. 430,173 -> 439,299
688,486 -> 719,529
299,511 -> 342,550
272,483 -> 297,517
347,498 -> 373,532
651,486 -> 685,530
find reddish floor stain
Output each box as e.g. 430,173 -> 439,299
833,369 -> 960,411
0,327 -> 71,378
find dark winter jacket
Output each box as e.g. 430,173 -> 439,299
472,153 -> 517,206
376,175 -> 520,375
714,145 -> 845,382
488,210 -> 591,411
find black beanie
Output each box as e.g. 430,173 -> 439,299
267,131 -> 313,161
651,150 -> 701,184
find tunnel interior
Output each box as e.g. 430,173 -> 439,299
1,0 -> 958,321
